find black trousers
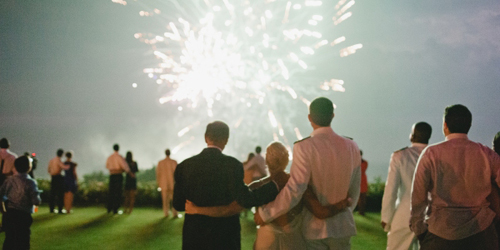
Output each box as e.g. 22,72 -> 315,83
182,214 -> 241,250
107,174 -> 123,213
49,175 -> 64,213
421,222 -> 499,250
2,209 -> 33,250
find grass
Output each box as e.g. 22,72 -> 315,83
1,207 -> 386,249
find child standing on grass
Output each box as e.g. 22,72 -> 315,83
0,155 -> 41,250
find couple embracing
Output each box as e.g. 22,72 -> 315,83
173,97 -> 362,250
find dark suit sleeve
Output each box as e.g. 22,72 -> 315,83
173,164 -> 185,211
234,163 -> 279,209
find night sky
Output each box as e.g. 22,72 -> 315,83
1,0 -> 499,181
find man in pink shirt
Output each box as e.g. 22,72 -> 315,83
0,138 -> 17,187
106,144 -> 134,214
411,104 -> 500,249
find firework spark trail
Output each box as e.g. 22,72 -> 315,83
113,0 -> 362,156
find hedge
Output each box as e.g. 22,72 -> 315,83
37,170 -> 386,210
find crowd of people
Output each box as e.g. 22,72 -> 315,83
1,97 -> 500,250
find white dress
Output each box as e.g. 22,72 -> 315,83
251,177 -> 306,250
254,210 -> 306,250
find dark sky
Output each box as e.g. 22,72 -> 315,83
1,0 -> 500,180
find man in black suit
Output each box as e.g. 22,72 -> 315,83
173,121 -> 282,250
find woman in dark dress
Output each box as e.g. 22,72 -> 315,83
63,151 -> 77,213
124,151 -> 138,214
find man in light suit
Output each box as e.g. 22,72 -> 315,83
173,121 -> 282,250
381,122 -> 432,250
156,148 -> 178,218
255,97 -> 361,249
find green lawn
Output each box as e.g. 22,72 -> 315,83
1,207 -> 386,249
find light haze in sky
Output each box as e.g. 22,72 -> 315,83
1,0 -> 499,181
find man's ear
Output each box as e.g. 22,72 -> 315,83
443,120 -> 450,136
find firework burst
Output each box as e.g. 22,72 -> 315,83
113,0 -> 362,156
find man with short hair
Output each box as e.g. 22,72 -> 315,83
381,122 -> 432,250
493,131 -> 500,155
173,121 -> 282,250
48,149 -> 67,213
244,146 -> 268,181
411,104 -> 500,249
0,138 -> 18,187
255,97 -> 362,249
157,148 -> 178,218
106,144 -> 134,214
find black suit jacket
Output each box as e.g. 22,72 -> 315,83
173,147 -> 278,250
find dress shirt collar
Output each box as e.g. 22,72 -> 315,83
206,145 -> 223,152
15,173 -> 29,178
445,133 -> 468,141
311,126 -> 334,137
411,142 -> 428,148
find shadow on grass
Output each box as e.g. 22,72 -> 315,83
32,213 -> 59,224
130,215 -> 185,249
73,213 -> 113,231
135,217 -> 170,242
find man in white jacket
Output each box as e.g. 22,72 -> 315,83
381,122 -> 432,250
255,97 -> 361,249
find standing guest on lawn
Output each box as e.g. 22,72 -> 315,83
63,151 -> 78,214
0,138 -> 18,187
242,152 -> 255,185
106,144 -> 134,214
173,121 -> 284,250
124,151 -> 138,214
381,122 -> 432,250
156,149 -> 178,218
23,152 -> 37,179
254,97 -> 361,250
0,155 -> 41,250
357,150 -> 368,216
491,131 -> 500,240
244,146 -> 268,182
48,148 -> 67,214
411,104 -> 500,249
494,131 -> 500,155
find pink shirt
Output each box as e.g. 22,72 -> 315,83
48,156 -> 65,176
410,134 -> 500,240
0,149 -> 17,175
106,152 -> 130,175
